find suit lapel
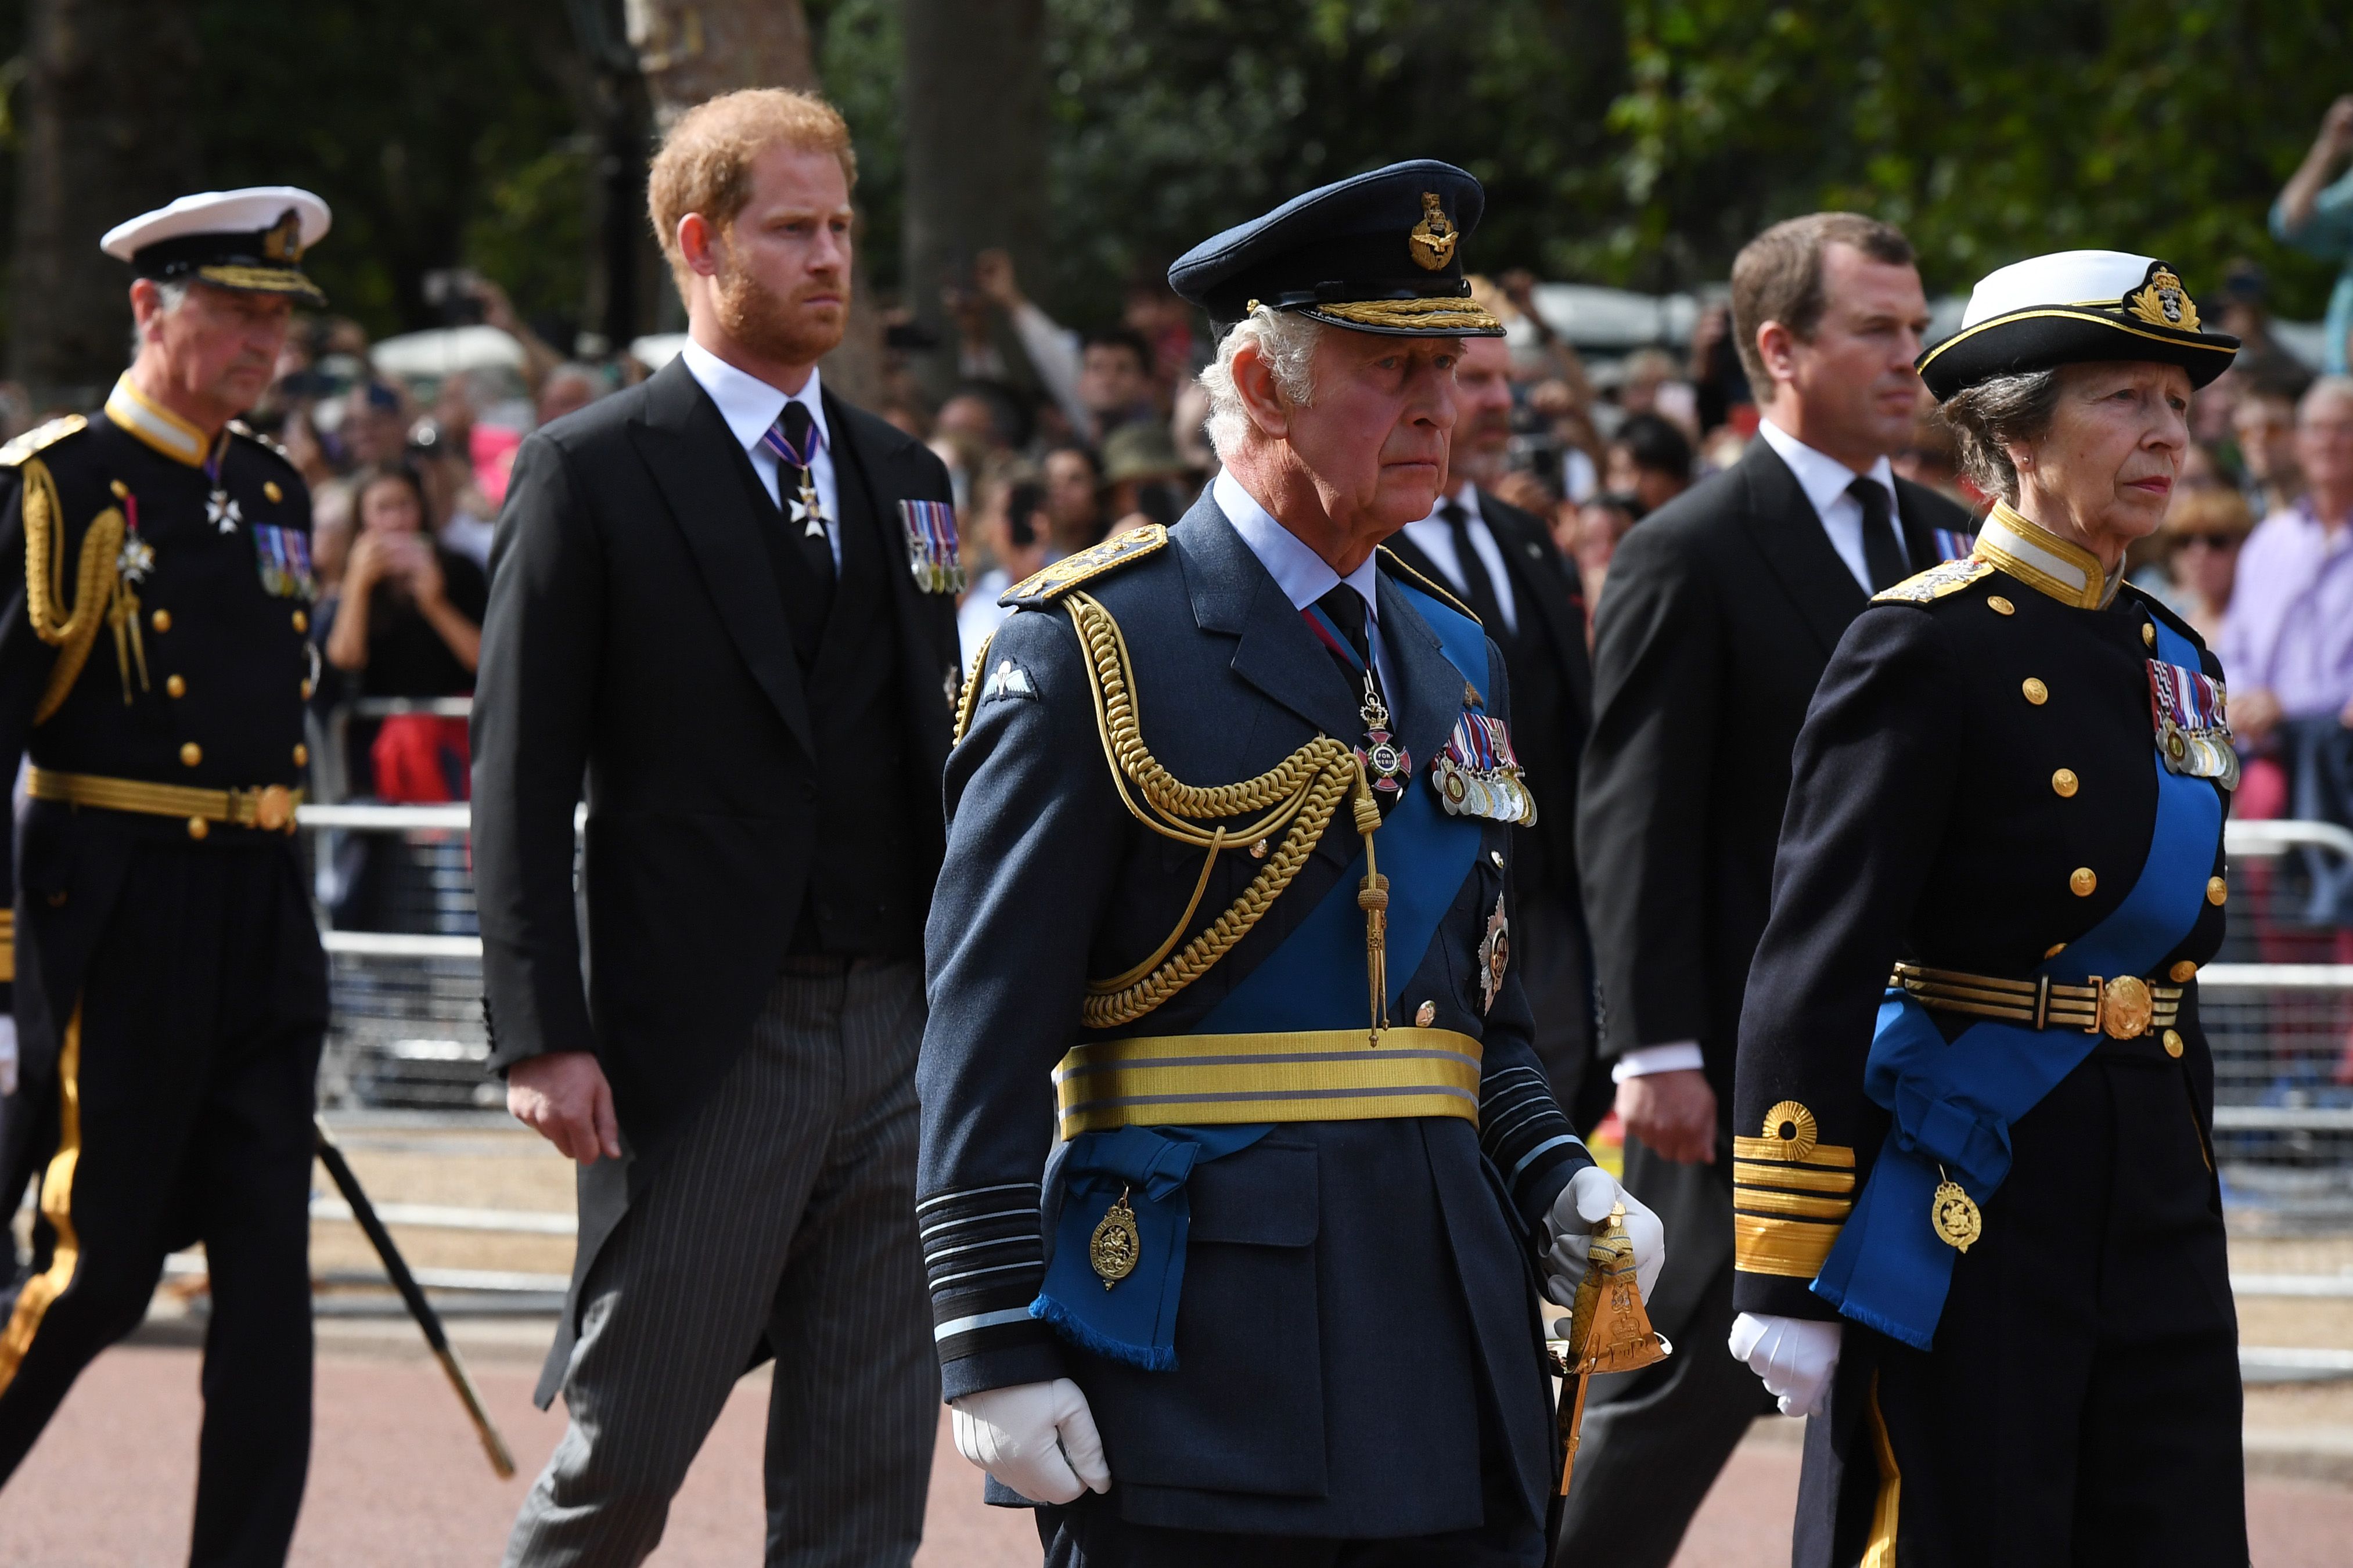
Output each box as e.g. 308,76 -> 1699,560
1181,494 -> 1366,745
1731,441 -> 1867,659
1479,492 -> 1591,725
1894,475 -> 1959,567
627,359 -> 815,758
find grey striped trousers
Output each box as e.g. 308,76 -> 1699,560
503,958 -> 939,1567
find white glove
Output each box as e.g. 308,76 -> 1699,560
1728,1310 -> 1843,1419
1543,1165 -> 1667,1310
0,1016 -> 16,1098
949,1378 -> 1111,1504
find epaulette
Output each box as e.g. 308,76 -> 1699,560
1001,524 -> 1167,608
1872,556 -> 1992,605
0,414 -> 88,469
1377,545 -> 1478,624
227,420 -> 296,464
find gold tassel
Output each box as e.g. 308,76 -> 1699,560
1557,1203 -> 1672,1496
1352,766 -> 1389,1043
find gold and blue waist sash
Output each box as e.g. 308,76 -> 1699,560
1052,1026 -> 1484,1141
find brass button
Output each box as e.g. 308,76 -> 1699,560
2170,960 -> 2197,982
1415,1000 -> 1436,1028
2206,876 -> 2226,906
264,480 -> 283,503
1250,838 -> 1269,860
151,608 -> 171,633
1490,850 -> 1505,869
2022,677 -> 2048,705
186,816 -> 208,841
109,479 -> 128,498
2142,623 -> 2156,647
292,743 -> 308,767
179,741 -> 202,767
2162,1029 -> 2183,1058
2051,767 -> 2078,798
292,609 -> 308,634
300,678 -> 314,700
2045,942 -> 2067,958
165,674 -> 186,698
1987,595 -> 2015,616
2070,867 -> 2097,897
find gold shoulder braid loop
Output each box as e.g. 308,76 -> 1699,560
1065,592 -> 1390,1037
951,630 -> 994,746
20,459 -> 128,724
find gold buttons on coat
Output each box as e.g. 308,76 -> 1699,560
179,742 -> 202,767
1415,1000 -> 1437,1028
2142,623 -> 2156,647
2162,1029 -> 2184,1058
2207,876 -> 2227,906
1988,596 -> 2016,616
165,674 -> 185,698
292,609 -> 308,633
186,817 -> 208,841
2070,867 -> 2097,897
292,743 -> 308,767
1250,838 -> 1269,860
2171,961 -> 2197,982
151,608 -> 171,633
2045,942 -> 2068,958
2022,677 -> 2048,705
264,481 -> 283,503
109,480 -> 128,498
1490,850 -> 1505,869
2052,768 -> 2079,798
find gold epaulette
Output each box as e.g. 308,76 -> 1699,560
1377,546 -> 1478,624
1732,1101 -> 1856,1279
1872,556 -> 1992,605
0,415 -> 88,469
228,419 -> 294,463
1001,524 -> 1167,608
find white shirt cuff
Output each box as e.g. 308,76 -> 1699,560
1611,1042 -> 1706,1082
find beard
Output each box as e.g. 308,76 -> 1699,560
711,264 -> 848,366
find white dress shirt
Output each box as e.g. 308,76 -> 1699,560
1399,481 -> 1518,635
1213,469 -> 1391,691
679,338 -> 843,571
1755,418 -> 1904,596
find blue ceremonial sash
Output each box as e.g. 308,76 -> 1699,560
1032,576 -> 1489,1368
1811,615 -> 2222,1350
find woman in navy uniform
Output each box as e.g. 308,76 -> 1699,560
1728,252 -> 2247,1565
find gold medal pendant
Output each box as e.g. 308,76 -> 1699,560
1090,1185 -> 1142,1291
1930,1169 -> 1982,1253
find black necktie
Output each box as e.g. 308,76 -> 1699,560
1441,499 -> 1510,639
772,401 -> 836,600
1851,477 -> 1908,592
1315,584 -> 1382,701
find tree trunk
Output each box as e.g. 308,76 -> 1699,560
10,0 -> 202,409
901,0 -> 1050,399
623,0 -> 882,405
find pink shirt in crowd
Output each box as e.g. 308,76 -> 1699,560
2218,500 -> 2353,719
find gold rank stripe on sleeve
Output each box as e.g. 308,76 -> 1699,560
1732,1101 -> 1854,1278
1732,1158 -> 1854,1194
0,909 -> 15,983
1735,1213 -> 1847,1279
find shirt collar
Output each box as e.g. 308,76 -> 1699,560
1758,417 -> 1897,519
1213,468 -> 1381,622
678,338 -> 829,456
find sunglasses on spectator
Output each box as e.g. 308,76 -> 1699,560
2174,532 -> 2240,550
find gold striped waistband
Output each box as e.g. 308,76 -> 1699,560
27,766 -> 303,834
1053,1027 -> 1484,1141
1891,961 -> 2182,1040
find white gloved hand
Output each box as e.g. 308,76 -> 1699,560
0,1015 -> 16,1098
1728,1310 -> 1843,1419
1543,1164 -> 1667,1310
949,1378 -> 1111,1504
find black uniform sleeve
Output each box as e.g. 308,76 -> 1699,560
919,606 -> 1130,1400
472,435 -> 604,1072
0,459 -> 78,1015
1730,604 -> 1963,1320
1577,518 -> 1723,1057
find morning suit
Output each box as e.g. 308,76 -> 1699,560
1562,437 -> 1970,1565
1388,484 -> 1598,1119
918,488 -> 1593,1562
472,353 -> 962,1566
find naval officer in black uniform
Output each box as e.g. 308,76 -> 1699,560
918,163 -> 1664,1566
1730,251 -> 2247,1565
0,188 -> 332,1565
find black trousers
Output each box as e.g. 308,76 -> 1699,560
1799,1047 -> 2246,1568
0,840 -> 327,1567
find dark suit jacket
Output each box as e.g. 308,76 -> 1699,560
1574,439 -> 1970,1331
472,356 -> 960,1167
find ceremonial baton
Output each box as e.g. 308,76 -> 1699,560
313,1118 -> 518,1479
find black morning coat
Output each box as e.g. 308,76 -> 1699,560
469,356 -> 960,1400
1574,438 -> 1971,1335
916,492 -> 1593,1541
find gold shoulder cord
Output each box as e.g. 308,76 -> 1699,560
1064,591 -> 1391,1037
951,632 -> 993,746
19,459 -> 126,723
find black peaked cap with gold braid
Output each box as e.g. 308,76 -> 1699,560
1917,249 -> 2237,402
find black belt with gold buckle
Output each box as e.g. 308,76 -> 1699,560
1888,961 -> 2183,1040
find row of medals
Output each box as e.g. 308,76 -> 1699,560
1431,743 -> 1532,823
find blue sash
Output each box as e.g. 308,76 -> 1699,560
1812,615 -> 2222,1350
1032,578 -> 1489,1367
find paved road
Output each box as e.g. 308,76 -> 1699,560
2,1344 -> 2348,1565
